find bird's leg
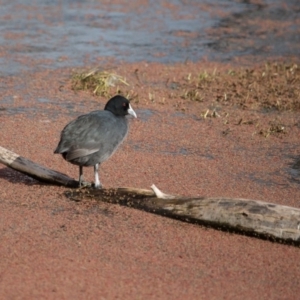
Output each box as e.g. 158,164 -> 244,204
79,166 -> 84,187
94,163 -> 102,189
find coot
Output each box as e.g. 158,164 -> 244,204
54,95 -> 137,188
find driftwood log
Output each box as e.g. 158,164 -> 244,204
0,146 -> 78,187
0,145 -> 299,246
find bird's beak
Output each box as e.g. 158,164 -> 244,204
128,104 -> 137,118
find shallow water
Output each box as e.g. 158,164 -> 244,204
288,156 -> 300,183
0,0 -> 299,74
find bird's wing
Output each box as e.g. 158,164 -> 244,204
64,146 -> 99,161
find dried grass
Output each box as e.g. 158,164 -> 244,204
177,62 -> 300,111
72,68 -> 129,97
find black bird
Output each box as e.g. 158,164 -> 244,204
54,95 -> 137,188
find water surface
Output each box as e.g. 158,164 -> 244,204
0,0 -> 299,74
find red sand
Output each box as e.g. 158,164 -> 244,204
1,61 -> 300,299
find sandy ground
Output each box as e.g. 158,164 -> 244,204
0,60 -> 300,299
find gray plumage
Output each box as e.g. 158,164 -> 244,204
54,95 -> 137,188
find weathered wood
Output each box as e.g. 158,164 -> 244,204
65,188 -> 300,246
1,145 -> 300,246
0,146 -> 78,187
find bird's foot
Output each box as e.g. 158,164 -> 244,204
78,181 -> 92,189
93,182 -> 103,189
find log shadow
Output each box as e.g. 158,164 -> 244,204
0,166 -> 41,185
64,188 -> 300,248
